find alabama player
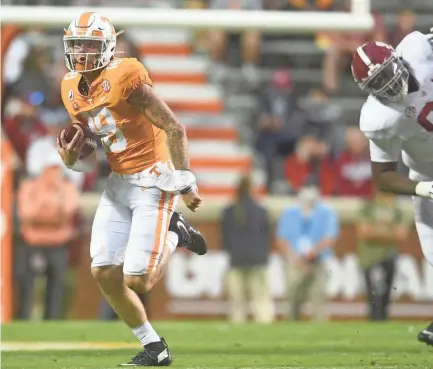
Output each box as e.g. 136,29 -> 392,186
56,12 -> 206,366
352,30 -> 433,346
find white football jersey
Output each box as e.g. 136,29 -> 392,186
360,31 -> 433,180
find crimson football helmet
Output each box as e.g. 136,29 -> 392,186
351,41 -> 409,101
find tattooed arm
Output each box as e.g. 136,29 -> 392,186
127,83 -> 189,170
127,82 -> 202,211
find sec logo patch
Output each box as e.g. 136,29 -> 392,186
405,106 -> 416,118
102,80 -> 111,92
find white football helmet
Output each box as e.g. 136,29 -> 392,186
63,12 -> 123,72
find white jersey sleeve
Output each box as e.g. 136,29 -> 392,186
360,96 -> 403,163
396,31 -> 433,63
368,137 -> 402,162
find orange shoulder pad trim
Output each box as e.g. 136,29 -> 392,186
104,58 -> 152,101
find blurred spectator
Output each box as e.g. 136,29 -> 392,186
8,32 -> 53,105
184,0 -> 207,8
388,9 -> 416,47
4,39 -> 97,191
222,175 -> 274,323
321,1 -> 387,94
255,68 -> 304,191
116,35 -> 141,60
301,87 -> 343,151
3,31 -> 73,175
256,85 -> 343,194
2,97 -> 48,164
282,0 -> 334,11
277,186 -> 339,321
284,136 -> 334,195
25,111 -> 90,190
263,0 -> 286,10
17,158 -> 80,320
356,191 -> 410,321
207,0 -> 262,84
262,0 -> 333,46
334,127 -> 373,197
4,31 -> 28,88
7,0 -> 71,4
72,0 -> 177,7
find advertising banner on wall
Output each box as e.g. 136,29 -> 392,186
71,212 -> 433,321
155,251 -> 433,319
146,221 -> 433,321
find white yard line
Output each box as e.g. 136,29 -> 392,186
1,342 -> 139,352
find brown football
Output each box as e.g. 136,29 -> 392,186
61,123 -> 97,159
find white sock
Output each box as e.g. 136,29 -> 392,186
166,231 -> 179,253
132,322 -> 160,346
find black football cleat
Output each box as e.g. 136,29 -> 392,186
119,338 -> 172,366
417,322 -> 433,346
169,212 -> 207,255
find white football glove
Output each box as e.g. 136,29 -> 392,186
415,181 -> 433,199
153,163 -> 197,195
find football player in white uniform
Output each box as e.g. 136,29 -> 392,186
352,30 -> 433,346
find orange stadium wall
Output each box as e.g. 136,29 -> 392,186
1,26 -> 22,108
1,140 -> 14,323
1,26 -> 22,323
69,220 -> 432,321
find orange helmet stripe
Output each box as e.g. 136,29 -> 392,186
101,16 -> 116,35
77,12 -> 93,28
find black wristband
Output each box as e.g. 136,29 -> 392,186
179,185 -> 193,195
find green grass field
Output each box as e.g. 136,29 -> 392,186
1,321 -> 432,369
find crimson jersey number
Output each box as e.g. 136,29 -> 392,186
417,102 -> 433,131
